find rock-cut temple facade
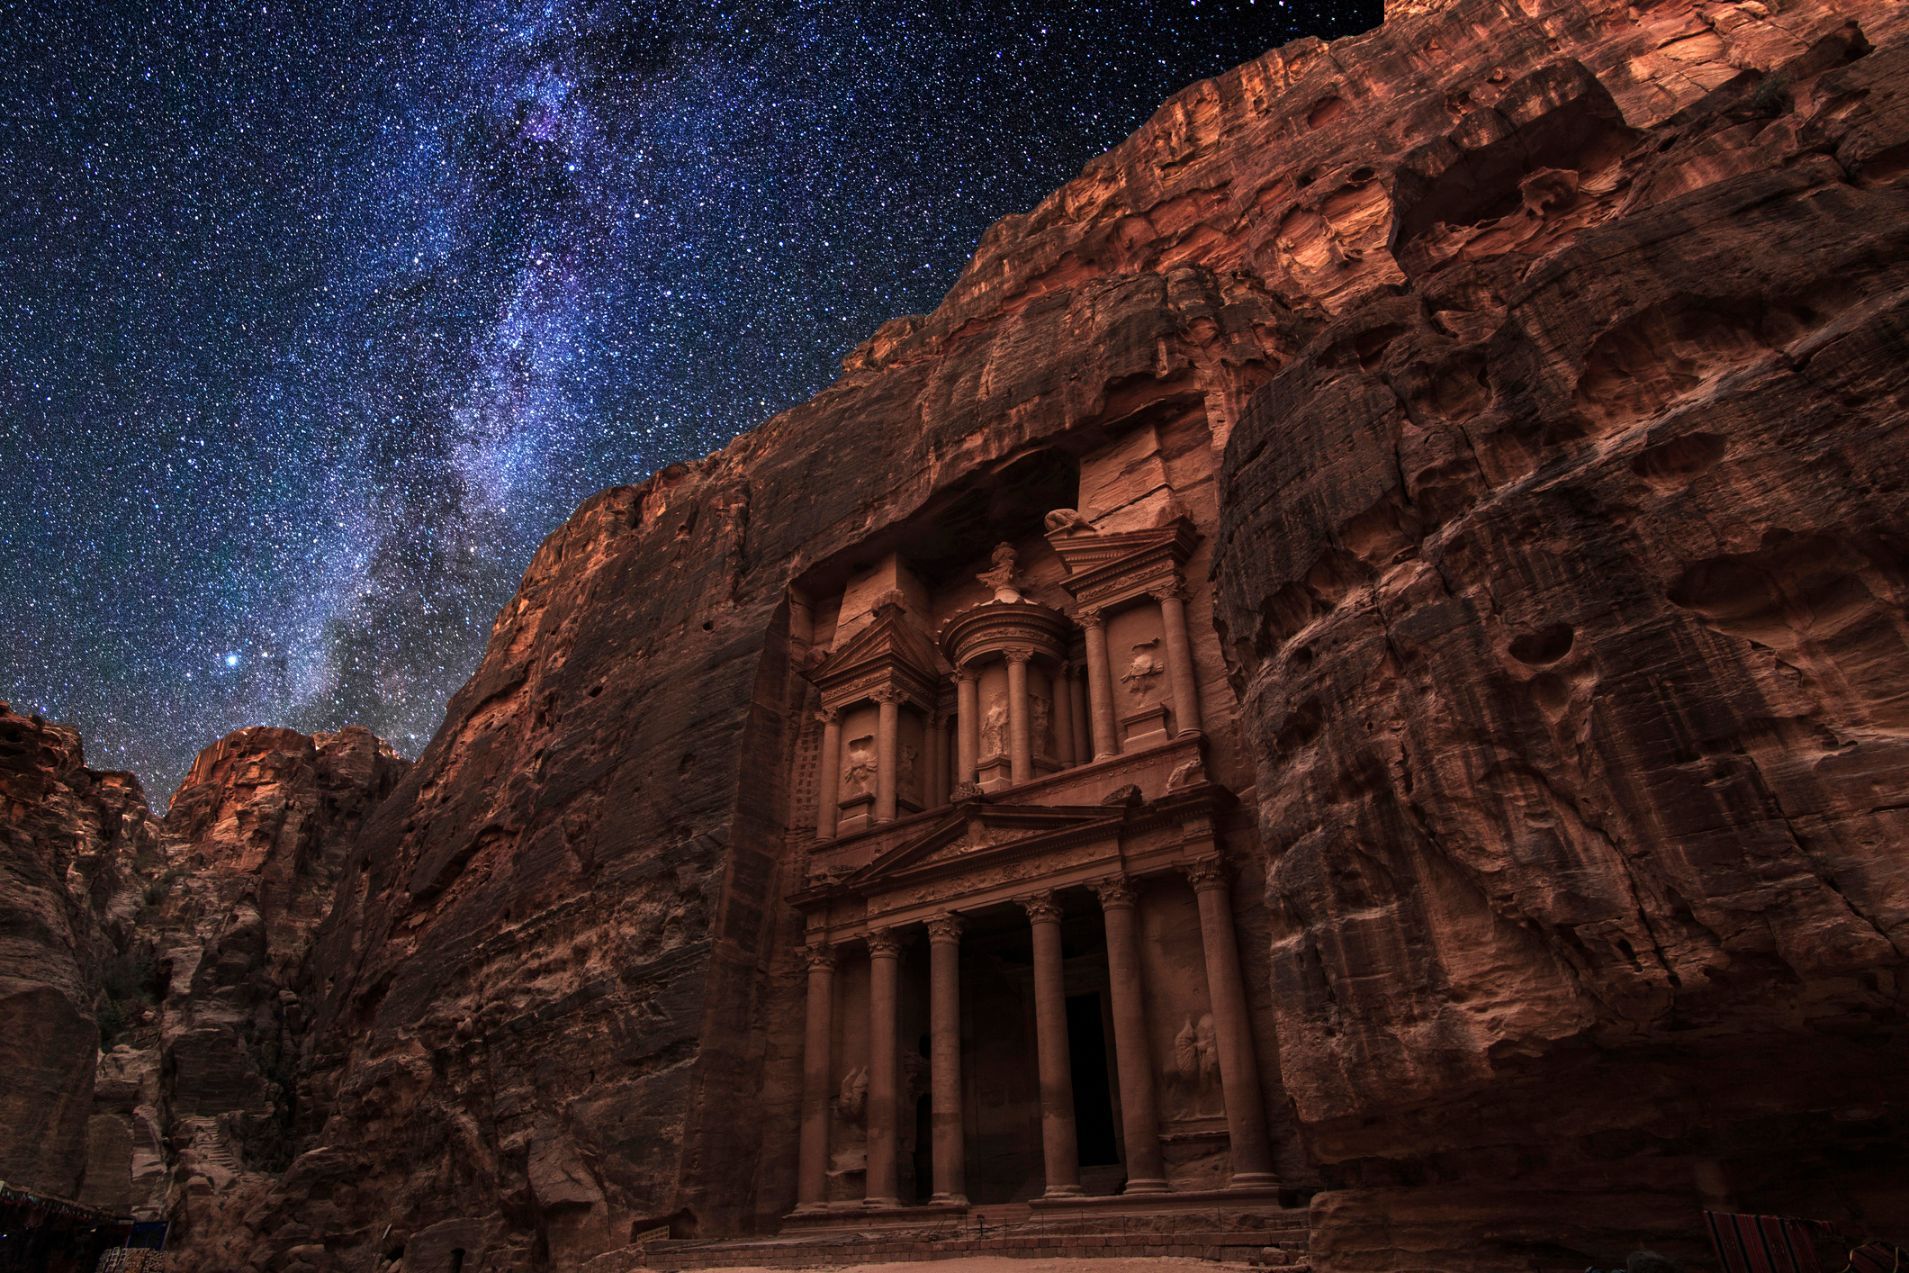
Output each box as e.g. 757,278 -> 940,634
782,426 -> 1287,1219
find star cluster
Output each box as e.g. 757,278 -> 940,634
0,0 -> 1375,798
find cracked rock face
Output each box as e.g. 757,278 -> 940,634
5,1 -> 1909,1271
1214,12 -> 1909,1271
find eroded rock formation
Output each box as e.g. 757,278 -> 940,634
5,1 -> 1908,1270
0,705 -> 403,1253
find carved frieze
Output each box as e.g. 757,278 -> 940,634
1046,517 -> 1199,614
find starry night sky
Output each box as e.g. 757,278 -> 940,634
1,0 -> 1375,799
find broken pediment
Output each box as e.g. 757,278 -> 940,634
809,594 -> 943,709
1044,516 -> 1199,612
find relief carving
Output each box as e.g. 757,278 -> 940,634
1167,1012 -> 1223,1118
976,542 -> 1024,602
841,736 -> 877,798
1031,694 -> 1052,756
1121,637 -> 1165,706
899,742 -> 919,799
980,698 -> 1009,760
835,1065 -> 869,1123
1044,508 -> 1094,534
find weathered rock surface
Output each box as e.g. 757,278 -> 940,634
0,704 -> 159,1197
1210,8 -> 1909,1269
0,706 -> 402,1252
7,1 -> 1909,1270
207,3 -> 1906,1271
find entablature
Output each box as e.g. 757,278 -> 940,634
1045,516 -> 1200,615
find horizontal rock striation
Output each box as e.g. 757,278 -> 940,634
1213,12 -> 1909,1270
227,2 -> 1908,1270
6,1 -> 1908,1270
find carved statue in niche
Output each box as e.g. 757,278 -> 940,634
899,742 -> 919,798
841,736 -> 876,799
981,698 -> 1009,760
1031,693 -> 1052,757
1121,637 -> 1165,706
1169,1013 -> 1223,1118
835,1065 -> 869,1123
976,542 -> 1023,602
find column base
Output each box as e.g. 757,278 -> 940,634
1227,1172 -> 1280,1189
791,1201 -> 830,1215
928,1193 -> 970,1207
864,1196 -> 902,1209
1122,1177 -> 1171,1194
1040,1184 -> 1086,1199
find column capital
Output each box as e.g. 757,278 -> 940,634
872,687 -> 904,705
1150,581 -> 1189,605
866,928 -> 903,958
802,940 -> 838,971
1093,876 -> 1137,910
1019,890 -> 1063,924
952,665 -> 978,685
1077,606 -> 1105,629
1003,645 -> 1035,666
926,913 -> 963,944
815,705 -> 842,725
1183,856 -> 1228,891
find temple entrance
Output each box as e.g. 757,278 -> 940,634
1066,992 -> 1120,1168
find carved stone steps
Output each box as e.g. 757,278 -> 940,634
608,1204 -> 1313,1272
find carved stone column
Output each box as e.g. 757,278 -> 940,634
1006,649 -> 1034,785
1068,667 -> 1091,768
923,708 -> 944,809
1053,663 -> 1078,766
1155,585 -> 1203,736
865,929 -> 903,1207
874,690 -> 900,825
1185,859 -> 1276,1186
955,669 -> 979,789
815,709 -> 843,840
926,915 -> 967,1204
1094,878 -> 1167,1193
1022,891 -> 1082,1197
1081,609 -> 1119,760
796,941 -> 837,1211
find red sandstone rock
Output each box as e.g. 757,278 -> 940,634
219,4 -> 1906,1271
0,704 -> 157,1197
7,2 -> 1909,1271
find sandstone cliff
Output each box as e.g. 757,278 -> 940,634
0,705 -> 160,1199
0,704 -> 403,1245
209,2 -> 1908,1270
7,1 -> 1908,1270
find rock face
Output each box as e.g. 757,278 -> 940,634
0,705 -> 159,1197
7,1 -> 1909,1270
206,2 -> 1905,1270
0,705 -> 402,1249
1211,14 -> 1909,1268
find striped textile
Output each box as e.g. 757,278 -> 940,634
1704,1211 -> 1825,1273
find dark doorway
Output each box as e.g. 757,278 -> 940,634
1066,992 -> 1120,1166
913,1091 -> 934,1200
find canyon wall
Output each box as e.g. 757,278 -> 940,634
1211,13 -> 1909,1267
224,2 -> 1908,1270
0,704 -> 403,1247
5,1 -> 1907,1270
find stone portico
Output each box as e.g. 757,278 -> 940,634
781,452 -> 1288,1223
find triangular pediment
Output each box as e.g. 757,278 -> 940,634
847,800 -> 1125,888
810,604 -> 941,690
1045,519 -> 1198,590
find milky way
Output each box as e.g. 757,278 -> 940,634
0,1 -> 1376,798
